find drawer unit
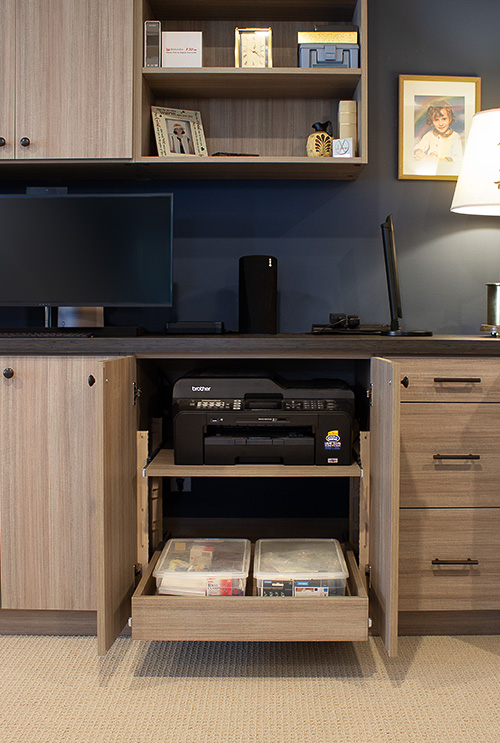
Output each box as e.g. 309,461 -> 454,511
132,549 -> 369,642
392,356 -> 500,632
400,403 -> 500,508
399,508 -> 500,612
398,358 -> 500,402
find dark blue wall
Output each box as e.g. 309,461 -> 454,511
4,0 -> 500,334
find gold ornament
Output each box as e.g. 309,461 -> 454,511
306,121 -> 333,158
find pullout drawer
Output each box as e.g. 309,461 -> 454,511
396,358 -> 500,402
400,403 -> 500,507
399,508 -> 500,612
131,550 -> 369,642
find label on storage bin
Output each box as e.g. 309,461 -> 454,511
206,579 -> 244,596
261,580 -> 293,597
294,581 -> 329,597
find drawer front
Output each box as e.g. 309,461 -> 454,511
395,358 -> 500,402
131,551 -> 368,642
399,508 -> 500,611
400,403 -> 500,508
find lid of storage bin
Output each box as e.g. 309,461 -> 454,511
254,538 -> 348,581
154,538 -> 251,580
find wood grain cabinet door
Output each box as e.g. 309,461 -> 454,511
399,508 -> 500,611
14,0 -> 133,159
0,0 -> 15,159
0,356 -> 104,610
400,403 -> 500,508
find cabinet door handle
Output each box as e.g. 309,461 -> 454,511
401,375 -> 409,388
0,137 -> 6,147
432,558 -> 479,566
433,453 -> 480,460
433,377 -> 481,383
3,367 -> 14,379
19,137 -> 31,147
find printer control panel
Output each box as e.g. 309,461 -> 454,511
283,400 -> 338,411
188,399 -> 243,410
186,398 -> 339,412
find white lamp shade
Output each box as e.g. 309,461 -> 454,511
450,108 -> 500,216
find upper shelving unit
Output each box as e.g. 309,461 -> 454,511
134,0 -> 368,180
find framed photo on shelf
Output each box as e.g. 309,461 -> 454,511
398,75 -> 481,181
235,28 -> 272,68
151,106 -> 208,157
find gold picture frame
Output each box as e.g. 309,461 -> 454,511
235,28 -> 272,68
151,106 -> 208,157
398,75 -> 481,181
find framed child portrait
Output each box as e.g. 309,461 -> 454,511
151,106 -> 208,157
398,75 -> 481,181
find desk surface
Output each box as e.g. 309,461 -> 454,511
0,333 -> 499,358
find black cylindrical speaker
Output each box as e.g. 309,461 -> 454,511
238,255 -> 278,333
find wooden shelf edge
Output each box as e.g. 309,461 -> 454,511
144,448 -> 362,478
134,157 -> 366,180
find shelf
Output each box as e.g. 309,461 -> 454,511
136,0 -> 368,179
147,0 -> 358,22
143,68 -> 362,99
144,448 -> 362,477
135,155 -> 364,179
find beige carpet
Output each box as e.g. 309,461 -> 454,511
1,635 -> 499,742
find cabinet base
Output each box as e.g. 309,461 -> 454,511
399,610 -> 500,636
0,610 -> 98,636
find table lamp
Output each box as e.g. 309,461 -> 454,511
450,108 -> 500,333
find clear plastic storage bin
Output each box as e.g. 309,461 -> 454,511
254,538 -> 349,597
153,538 -> 251,597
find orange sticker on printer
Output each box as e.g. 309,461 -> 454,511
324,430 -> 341,450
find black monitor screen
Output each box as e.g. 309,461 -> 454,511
0,192 -> 173,307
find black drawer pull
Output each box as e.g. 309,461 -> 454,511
433,377 -> 481,383
433,454 -> 481,461
432,558 -> 479,566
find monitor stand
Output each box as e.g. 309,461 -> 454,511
381,321 -> 432,337
56,306 -> 104,328
381,329 -> 433,336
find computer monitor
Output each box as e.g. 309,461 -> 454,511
380,214 -> 432,337
0,191 -> 173,324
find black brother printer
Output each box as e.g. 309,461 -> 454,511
172,374 -> 355,466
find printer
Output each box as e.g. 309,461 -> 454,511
172,374 -> 355,466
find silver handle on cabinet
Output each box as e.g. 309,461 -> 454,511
432,558 -> 479,566
433,377 -> 481,383
433,453 -> 481,460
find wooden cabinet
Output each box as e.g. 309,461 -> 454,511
0,0 -> 133,160
395,357 -> 500,625
0,356 -> 138,655
4,342 -> 500,656
134,0 -> 368,179
127,356 -> 399,656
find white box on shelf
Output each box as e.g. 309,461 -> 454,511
161,31 -> 202,67
333,137 -> 355,158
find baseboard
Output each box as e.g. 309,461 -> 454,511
0,609 -> 98,636
399,610 -> 500,636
